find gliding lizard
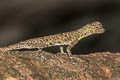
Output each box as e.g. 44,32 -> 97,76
0,21 -> 105,56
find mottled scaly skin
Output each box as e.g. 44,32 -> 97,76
0,21 -> 105,56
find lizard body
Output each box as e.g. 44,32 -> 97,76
0,21 -> 105,56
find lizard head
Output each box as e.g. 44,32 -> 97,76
81,21 -> 105,35
87,21 -> 105,34
77,21 -> 105,40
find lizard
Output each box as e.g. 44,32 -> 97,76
0,21 -> 105,56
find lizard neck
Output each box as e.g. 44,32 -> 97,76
74,28 -> 93,41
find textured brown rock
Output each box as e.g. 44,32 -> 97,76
0,51 -> 120,80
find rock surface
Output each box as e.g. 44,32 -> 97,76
0,51 -> 120,80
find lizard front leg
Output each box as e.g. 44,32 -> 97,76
66,40 -> 79,56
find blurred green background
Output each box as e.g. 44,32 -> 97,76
0,0 -> 120,54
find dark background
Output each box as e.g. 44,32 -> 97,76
0,0 -> 120,54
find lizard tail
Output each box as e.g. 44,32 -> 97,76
0,43 -> 21,52
0,47 -> 12,51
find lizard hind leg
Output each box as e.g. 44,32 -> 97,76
60,46 -> 64,53
56,46 -> 67,56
